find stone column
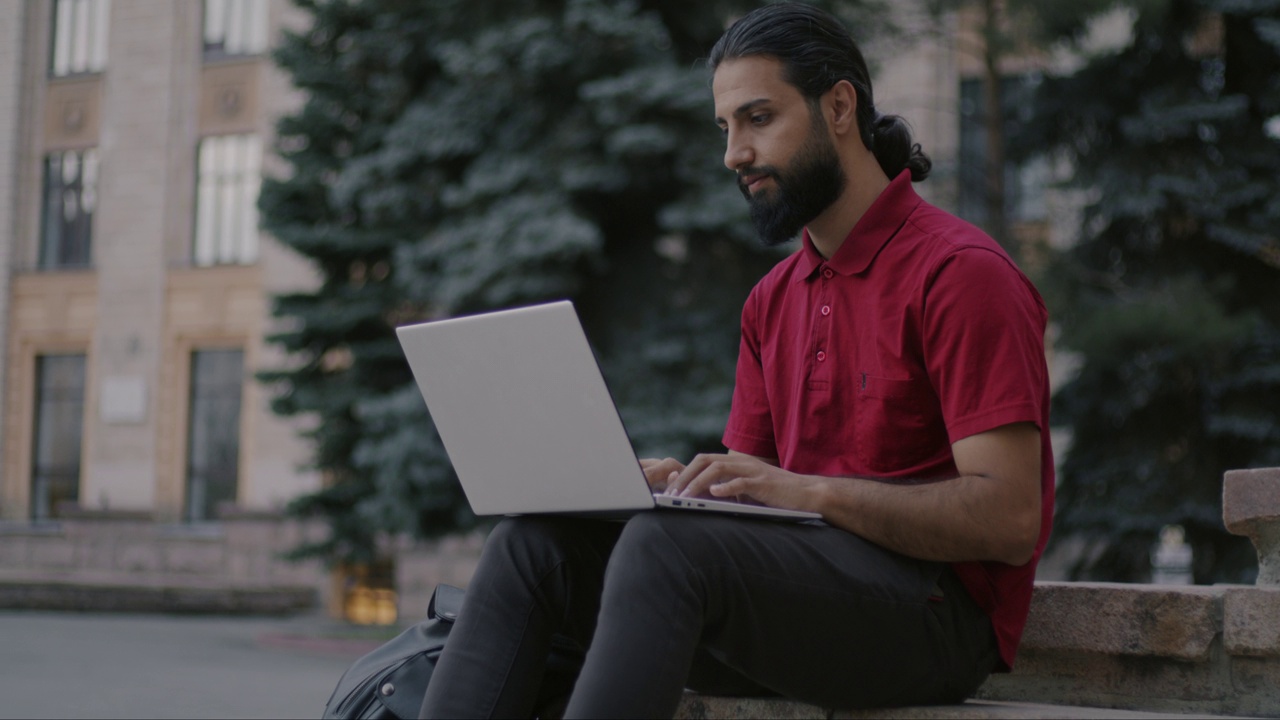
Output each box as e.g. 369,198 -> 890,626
0,1 -> 26,499
85,1 -> 198,512
1224,467 -> 1280,586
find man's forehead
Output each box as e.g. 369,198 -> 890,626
712,56 -> 795,116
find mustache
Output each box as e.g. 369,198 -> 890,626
736,166 -> 781,193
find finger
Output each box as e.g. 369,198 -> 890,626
666,454 -> 714,496
672,454 -> 728,496
708,478 -> 744,497
678,460 -> 737,498
643,458 -> 684,490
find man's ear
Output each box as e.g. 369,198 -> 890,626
825,79 -> 858,137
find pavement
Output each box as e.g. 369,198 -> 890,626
0,610 -> 394,719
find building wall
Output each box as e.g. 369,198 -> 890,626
0,0 -> 318,525
866,2 -> 963,213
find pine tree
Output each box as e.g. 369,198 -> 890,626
259,0 -> 892,564
1018,0 -> 1280,582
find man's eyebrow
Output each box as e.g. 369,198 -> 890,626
715,98 -> 770,125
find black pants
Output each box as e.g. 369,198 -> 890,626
419,513 -> 998,719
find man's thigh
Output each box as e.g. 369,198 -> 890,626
609,512 -> 995,708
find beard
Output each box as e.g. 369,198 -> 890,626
738,116 -> 847,247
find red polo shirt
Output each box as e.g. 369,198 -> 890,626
722,171 -> 1054,670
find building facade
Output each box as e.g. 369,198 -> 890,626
0,0 -> 319,526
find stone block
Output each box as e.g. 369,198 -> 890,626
221,520 -> 276,550
163,541 -> 226,574
28,537 -> 77,569
978,650 -> 1232,712
1223,468 -> 1280,586
674,696 -> 1216,719
271,557 -> 324,587
1228,656 -> 1280,717
1020,582 -> 1221,660
225,550 -> 256,582
115,542 -> 163,574
1224,587 -> 1280,657
0,535 -> 29,568
78,534 -> 117,572
1224,468 -> 1280,530
675,694 -> 826,719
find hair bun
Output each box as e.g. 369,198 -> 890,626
870,113 -> 931,182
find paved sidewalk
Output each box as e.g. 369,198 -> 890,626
0,610 -> 386,719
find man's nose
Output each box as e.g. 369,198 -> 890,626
723,131 -> 753,172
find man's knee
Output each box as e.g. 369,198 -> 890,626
481,516 -> 580,576
597,513 -> 723,628
607,512 -> 710,585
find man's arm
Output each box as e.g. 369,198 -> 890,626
665,422 -> 1042,566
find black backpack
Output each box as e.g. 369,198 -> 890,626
322,584 -> 464,719
322,584 -> 584,719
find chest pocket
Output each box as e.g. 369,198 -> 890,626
855,375 -> 937,474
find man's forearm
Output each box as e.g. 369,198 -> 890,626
681,425 -> 1043,565
805,473 -> 1040,566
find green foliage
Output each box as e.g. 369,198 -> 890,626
1020,0 -> 1280,582
260,0 -> 889,565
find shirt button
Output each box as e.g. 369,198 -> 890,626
821,305 -> 831,316
823,269 -> 834,279
816,350 -> 827,362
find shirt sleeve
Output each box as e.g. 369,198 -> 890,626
722,289 -> 778,456
922,247 -> 1049,444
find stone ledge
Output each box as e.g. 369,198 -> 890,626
1223,468 -> 1280,531
1223,468 -> 1280,586
53,504 -> 156,522
1019,582 -> 1222,660
0,579 -> 316,615
673,695 -> 1232,719
1224,587 -> 1280,657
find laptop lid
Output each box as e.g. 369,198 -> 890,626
395,301 -> 655,516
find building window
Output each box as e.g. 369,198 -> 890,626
31,354 -> 87,521
185,349 -> 244,522
194,134 -> 261,266
50,0 -> 110,77
958,75 -> 1047,227
203,0 -> 268,58
39,148 -> 97,270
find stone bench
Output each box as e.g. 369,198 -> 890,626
678,467 -> 1280,719
674,696 -> 1231,718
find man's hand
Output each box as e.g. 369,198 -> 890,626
639,457 -> 686,493
665,452 -> 815,510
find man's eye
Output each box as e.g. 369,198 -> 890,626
750,114 -> 770,125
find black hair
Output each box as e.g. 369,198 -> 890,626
708,2 -> 931,182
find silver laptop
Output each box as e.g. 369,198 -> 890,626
395,301 -> 820,521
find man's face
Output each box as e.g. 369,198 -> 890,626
713,56 -> 847,247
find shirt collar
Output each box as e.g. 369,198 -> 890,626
791,170 -> 921,284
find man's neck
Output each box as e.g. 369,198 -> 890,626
806,156 -> 892,260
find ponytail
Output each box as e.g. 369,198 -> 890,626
869,113 -> 932,182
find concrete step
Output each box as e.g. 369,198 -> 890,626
676,695 -> 1241,719
0,576 -> 316,614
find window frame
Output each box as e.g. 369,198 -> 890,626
38,147 -> 98,271
184,348 -> 246,522
30,353 -> 88,522
48,0 -> 110,78
202,0 -> 269,60
192,133 -> 261,267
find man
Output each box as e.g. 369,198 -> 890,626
420,3 -> 1053,718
